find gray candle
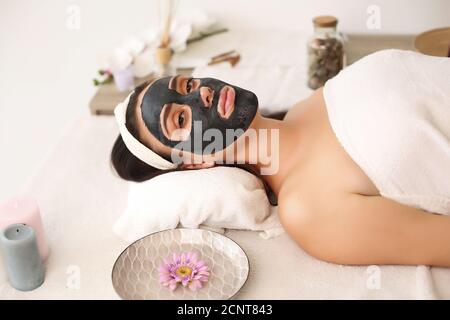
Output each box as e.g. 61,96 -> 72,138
0,223 -> 45,291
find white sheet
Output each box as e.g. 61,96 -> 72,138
1,115 -> 450,299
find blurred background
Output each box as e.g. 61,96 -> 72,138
0,0 -> 449,201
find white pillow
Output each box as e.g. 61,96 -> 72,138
113,167 -> 284,242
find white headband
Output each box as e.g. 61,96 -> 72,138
114,92 -> 178,170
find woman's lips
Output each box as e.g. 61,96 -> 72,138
217,86 -> 235,119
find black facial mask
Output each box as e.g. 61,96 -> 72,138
140,76 -> 258,154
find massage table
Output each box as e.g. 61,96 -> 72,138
1,115 -> 450,299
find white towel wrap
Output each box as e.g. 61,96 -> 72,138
324,49 -> 450,214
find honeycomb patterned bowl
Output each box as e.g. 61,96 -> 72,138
111,228 -> 249,300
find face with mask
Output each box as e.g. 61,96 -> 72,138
140,75 -> 258,155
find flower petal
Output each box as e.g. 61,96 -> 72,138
159,274 -> 171,282
158,265 -> 169,273
188,279 -> 203,291
169,282 -> 178,291
181,278 -> 190,286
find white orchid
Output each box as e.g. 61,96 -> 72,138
103,10 -> 217,78
179,9 -> 216,38
167,21 -> 192,53
131,48 -> 155,78
108,47 -> 133,71
122,36 -> 145,58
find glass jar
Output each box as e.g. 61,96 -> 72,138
307,16 -> 345,90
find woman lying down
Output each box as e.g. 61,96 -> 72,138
111,49 -> 450,267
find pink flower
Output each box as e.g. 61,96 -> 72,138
158,252 -> 210,291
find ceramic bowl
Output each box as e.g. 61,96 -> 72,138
112,228 -> 249,300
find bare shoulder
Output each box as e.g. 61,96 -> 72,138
277,170 -> 329,229
276,171 -> 347,251
277,160 -> 361,230
284,88 -> 325,122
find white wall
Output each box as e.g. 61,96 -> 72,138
0,0 -> 448,201
183,0 -> 450,34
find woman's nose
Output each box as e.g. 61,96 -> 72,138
199,87 -> 213,108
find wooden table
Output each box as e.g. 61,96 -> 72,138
345,33 -> 415,64
89,34 -> 415,116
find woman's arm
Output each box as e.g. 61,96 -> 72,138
279,190 -> 450,267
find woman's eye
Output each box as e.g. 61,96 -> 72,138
178,111 -> 185,128
186,78 -> 193,93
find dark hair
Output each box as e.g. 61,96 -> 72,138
110,81 -> 277,205
110,80 -> 175,182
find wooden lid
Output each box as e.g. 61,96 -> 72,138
415,27 -> 450,57
313,16 -> 338,28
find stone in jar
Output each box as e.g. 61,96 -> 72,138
307,16 -> 345,90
